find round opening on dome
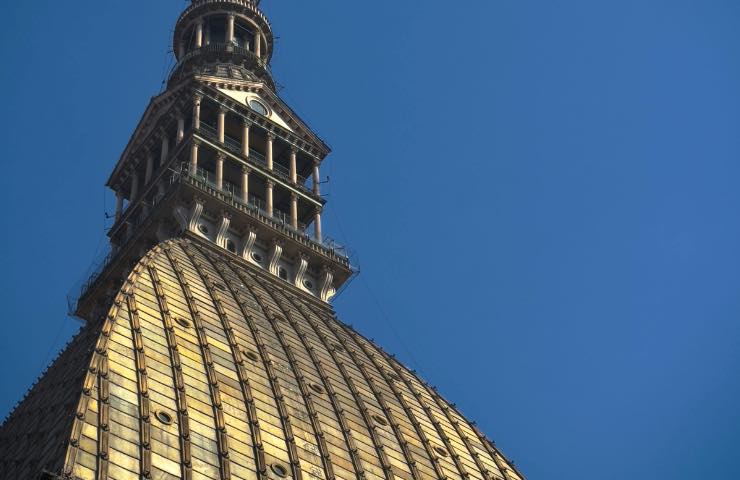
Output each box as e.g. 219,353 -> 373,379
226,239 -> 236,253
434,446 -> 448,457
176,318 -> 192,329
388,372 -> 402,382
251,252 -> 263,263
271,463 -> 288,478
309,383 -> 324,395
372,415 -> 388,427
303,279 -> 314,290
249,99 -> 269,116
155,410 -> 174,425
198,224 -> 209,235
242,350 -> 259,362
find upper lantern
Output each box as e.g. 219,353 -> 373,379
170,0 -> 274,88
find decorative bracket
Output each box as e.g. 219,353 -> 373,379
216,211 -> 232,248
187,197 -> 205,233
294,254 -> 309,289
240,225 -> 257,260
268,239 -> 284,276
320,266 -> 336,302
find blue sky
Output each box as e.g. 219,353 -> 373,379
2,1 -> 740,479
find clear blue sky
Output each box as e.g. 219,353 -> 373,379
2,1 -> 740,478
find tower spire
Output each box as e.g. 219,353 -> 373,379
73,0 -> 351,322
171,0 -> 275,89
0,4 -> 528,480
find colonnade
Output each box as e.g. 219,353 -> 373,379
116,96 -> 324,244
189,96 -> 323,242
178,14 -> 264,60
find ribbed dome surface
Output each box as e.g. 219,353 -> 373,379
0,238 -> 523,480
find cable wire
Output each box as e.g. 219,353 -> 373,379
325,161 -> 428,378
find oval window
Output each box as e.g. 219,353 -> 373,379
226,239 -> 236,253
434,446 -> 449,458
176,318 -> 192,329
309,383 -> 324,395
271,463 -> 288,478
198,224 -> 209,235
373,415 -> 388,427
303,279 -> 314,290
155,410 -> 174,425
388,372 -> 402,382
242,349 -> 259,362
248,99 -> 268,116
251,252 -> 263,263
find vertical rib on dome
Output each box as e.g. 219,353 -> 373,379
0,238 -> 524,479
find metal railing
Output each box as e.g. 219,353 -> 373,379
70,162 -> 351,317
200,121 -> 217,137
176,163 -> 348,259
170,42 -> 273,82
197,123 -> 309,186
67,248 -> 113,316
184,163 -> 308,233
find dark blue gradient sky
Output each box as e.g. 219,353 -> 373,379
2,1 -> 740,478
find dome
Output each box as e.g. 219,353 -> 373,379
0,238 -> 524,480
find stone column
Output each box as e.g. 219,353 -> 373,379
215,153 -> 225,190
195,20 -> 204,48
314,208 -> 323,243
144,153 -> 154,185
193,96 -> 202,130
255,31 -> 262,58
241,166 -> 250,203
266,133 -> 274,170
290,193 -> 299,230
266,180 -> 274,216
160,133 -> 169,165
242,120 -> 251,157
190,140 -> 200,174
115,191 -> 124,221
177,117 -> 185,144
227,15 -> 235,45
130,172 -> 139,202
217,107 -> 227,144
312,161 -> 321,195
289,148 -> 298,184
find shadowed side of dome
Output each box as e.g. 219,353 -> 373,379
0,238 -> 524,479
